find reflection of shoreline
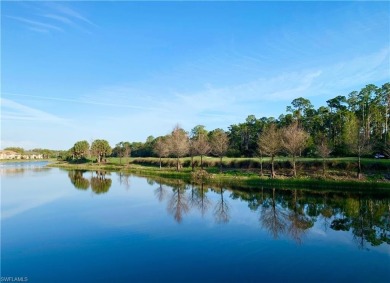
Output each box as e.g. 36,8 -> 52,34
49,161 -> 390,192
0,161 -> 49,167
148,175 -> 390,248
65,171 -> 390,248
0,167 -> 51,176
0,161 -> 50,176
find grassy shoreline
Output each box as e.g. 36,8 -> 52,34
48,159 -> 390,191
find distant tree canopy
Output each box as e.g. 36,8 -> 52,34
4,147 -> 25,154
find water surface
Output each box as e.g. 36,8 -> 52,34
2,162 -> 389,282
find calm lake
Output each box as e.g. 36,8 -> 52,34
1,162 -> 390,282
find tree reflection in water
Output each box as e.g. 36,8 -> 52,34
118,172 -> 131,191
66,172 -> 390,248
260,188 -> 288,239
154,179 -> 168,202
287,190 -> 313,244
167,180 -> 189,223
319,194 -> 333,232
214,188 -> 230,224
91,171 -> 112,194
344,197 -> 390,249
191,183 -> 212,218
68,170 -> 90,190
68,170 -> 112,195
0,167 -> 51,176
227,185 -> 390,247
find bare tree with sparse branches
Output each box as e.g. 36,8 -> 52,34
167,125 -> 189,171
210,129 -> 229,173
188,139 -> 196,171
193,133 -> 211,169
281,122 -> 309,177
153,137 -> 169,169
258,123 -> 281,178
316,137 -> 332,176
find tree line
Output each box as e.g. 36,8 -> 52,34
65,83 -> 388,177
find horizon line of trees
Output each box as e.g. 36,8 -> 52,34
9,83 -> 388,178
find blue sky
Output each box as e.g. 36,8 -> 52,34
1,1 -> 389,150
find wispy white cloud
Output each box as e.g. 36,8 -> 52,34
3,92 -> 160,112
28,27 -> 50,34
60,47 -> 389,139
0,98 -> 69,125
43,14 -> 74,25
6,2 -> 95,34
43,13 -> 93,34
2,46 -> 388,147
169,46 -> 389,110
47,2 -> 96,26
81,85 -> 161,111
154,69 -> 322,124
319,47 -> 390,93
136,47 -> 389,129
7,15 -> 64,33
